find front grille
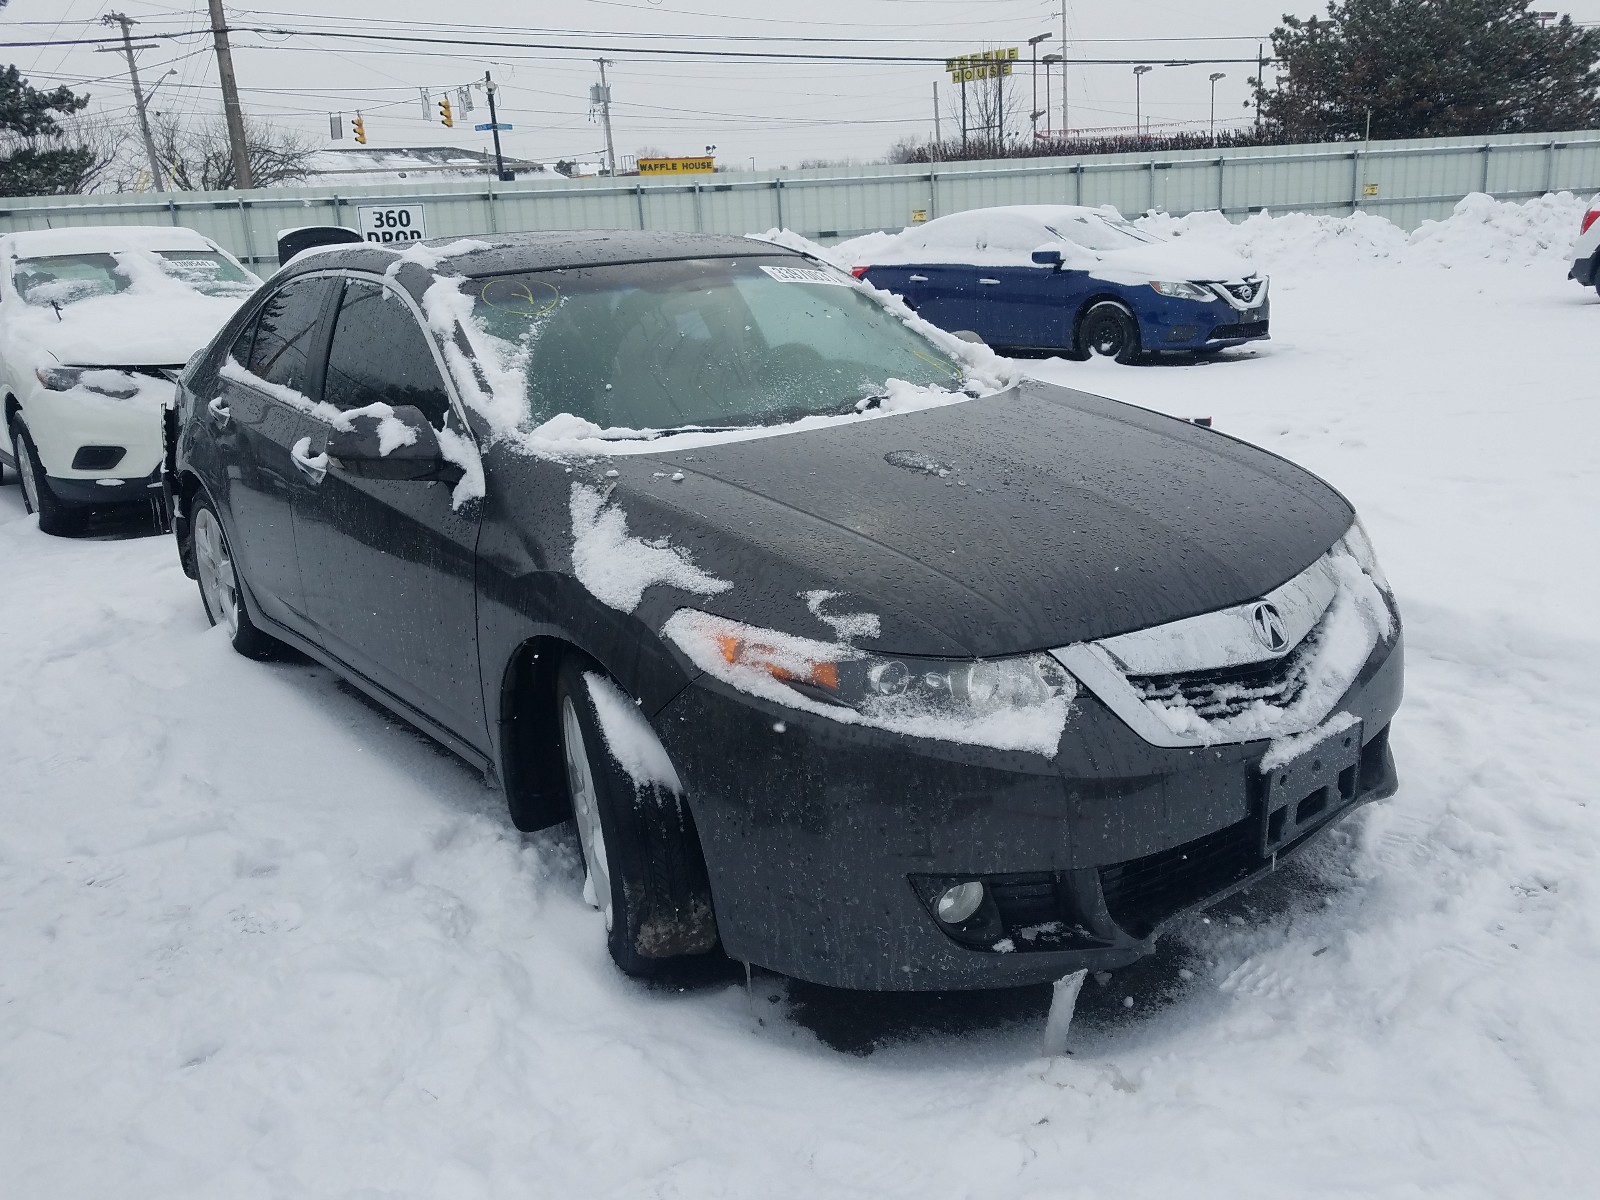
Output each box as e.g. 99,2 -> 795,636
1211,320 -> 1268,339
1126,623 -> 1320,721
1218,280 -> 1262,304
1098,818 -> 1261,938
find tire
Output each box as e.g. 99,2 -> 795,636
189,494 -> 287,661
556,655 -> 718,977
10,418 -> 80,536
1077,301 -> 1143,364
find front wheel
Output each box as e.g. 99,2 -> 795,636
1077,301 -> 1143,364
11,419 -> 80,536
556,656 -> 718,977
190,495 -> 287,660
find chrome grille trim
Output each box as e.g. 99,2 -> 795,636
1050,549 -> 1364,749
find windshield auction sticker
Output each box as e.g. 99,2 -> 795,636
759,265 -> 854,286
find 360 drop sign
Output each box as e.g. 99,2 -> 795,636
356,204 -> 427,244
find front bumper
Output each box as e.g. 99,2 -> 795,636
1141,295 -> 1271,351
657,629 -> 1403,991
45,466 -> 165,508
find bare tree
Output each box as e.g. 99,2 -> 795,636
46,114 -> 126,193
152,115 -> 316,191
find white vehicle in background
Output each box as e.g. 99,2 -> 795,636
0,226 -> 260,534
1569,193 -> 1600,297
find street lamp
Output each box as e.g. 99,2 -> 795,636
1208,72 -> 1226,146
1133,65 -> 1152,142
1028,33 -> 1052,142
1042,52 -> 1061,140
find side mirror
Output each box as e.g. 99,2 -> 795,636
325,405 -> 464,484
950,329 -> 988,347
1030,248 -> 1064,269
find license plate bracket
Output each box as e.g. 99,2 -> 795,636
1258,720 -> 1364,858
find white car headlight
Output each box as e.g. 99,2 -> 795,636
1149,280 -> 1213,301
35,366 -> 142,400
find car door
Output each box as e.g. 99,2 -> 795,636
882,264 -> 979,336
210,275 -> 339,630
291,276 -> 487,750
977,264 -> 1064,349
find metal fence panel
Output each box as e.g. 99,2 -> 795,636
1,129 -> 1596,265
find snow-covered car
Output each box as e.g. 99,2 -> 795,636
167,232 -> 1401,991
850,205 -> 1269,362
1568,193 -> 1600,296
0,226 -> 260,533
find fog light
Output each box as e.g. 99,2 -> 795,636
935,881 -> 985,925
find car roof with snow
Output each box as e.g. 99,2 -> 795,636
281,231 -> 804,285
1,225 -> 222,259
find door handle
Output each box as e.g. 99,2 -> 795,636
908,274 -> 929,282
207,396 -> 231,426
978,278 -> 1002,285
290,436 -> 328,485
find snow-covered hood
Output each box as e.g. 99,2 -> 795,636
1090,240 -> 1257,283
2,289 -> 247,370
535,380 -> 1354,660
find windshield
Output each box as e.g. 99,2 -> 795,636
467,255 -> 964,432
11,249 -> 255,307
1044,213 -> 1159,252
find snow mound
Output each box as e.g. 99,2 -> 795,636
835,192 -> 1588,276
1138,192 -> 1587,271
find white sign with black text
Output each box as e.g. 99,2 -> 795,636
356,204 -> 427,245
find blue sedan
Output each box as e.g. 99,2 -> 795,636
849,205 -> 1270,363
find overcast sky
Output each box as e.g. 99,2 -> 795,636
9,1 -> 1600,170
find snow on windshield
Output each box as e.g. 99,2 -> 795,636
417,243 -> 1018,459
11,249 -> 256,307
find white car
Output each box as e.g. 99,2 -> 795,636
1570,193 -> 1600,297
0,225 -> 260,533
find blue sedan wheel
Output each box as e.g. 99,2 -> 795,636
1079,301 -> 1142,364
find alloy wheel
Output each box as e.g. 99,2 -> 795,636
14,431 -> 40,514
562,695 -> 614,931
192,508 -> 239,639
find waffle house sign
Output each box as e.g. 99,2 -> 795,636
947,48 -> 1017,83
637,156 -> 716,176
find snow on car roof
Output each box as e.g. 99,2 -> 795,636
2,225 -> 219,259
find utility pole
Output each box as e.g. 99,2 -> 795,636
932,82 -> 941,158
483,72 -> 509,181
1255,42 -> 1265,133
1209,72 -> 1226,146
203,0 -> 253,189
595,58 -> 617,177
1057,4 -> 1069,137
100,14 -> 165,192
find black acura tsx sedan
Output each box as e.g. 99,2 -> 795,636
165,230 -> 1401,991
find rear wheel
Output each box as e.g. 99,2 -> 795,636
10,418 -> 79,536
1078,301 -> 1142,364
190,496 -> 287,660
556,655 -> 718,978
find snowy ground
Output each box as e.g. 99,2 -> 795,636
3,211 -> 1598,1197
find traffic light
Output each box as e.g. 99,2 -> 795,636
352,113 -> 367,144
437,96 -> 453,128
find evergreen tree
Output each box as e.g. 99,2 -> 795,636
1,0 -> 93,197
1253,0 -> 1600,141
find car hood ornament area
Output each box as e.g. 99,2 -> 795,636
1250,601 -> 1290,652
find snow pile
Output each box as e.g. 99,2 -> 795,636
661,609 -> 1073,756
568,482 -> 732,613
584,671 -> 684,794
1137,191 -> 1588,271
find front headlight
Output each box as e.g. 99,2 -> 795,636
35,366 -> 141,399
661,610 -> 1075,753
1149,280 -> 1213,301
1339,517 -> 1392,595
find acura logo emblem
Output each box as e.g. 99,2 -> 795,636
1250,601 -> 1289,652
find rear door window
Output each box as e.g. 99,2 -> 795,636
247,277 -> 336,397
322,278 -> 452,428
